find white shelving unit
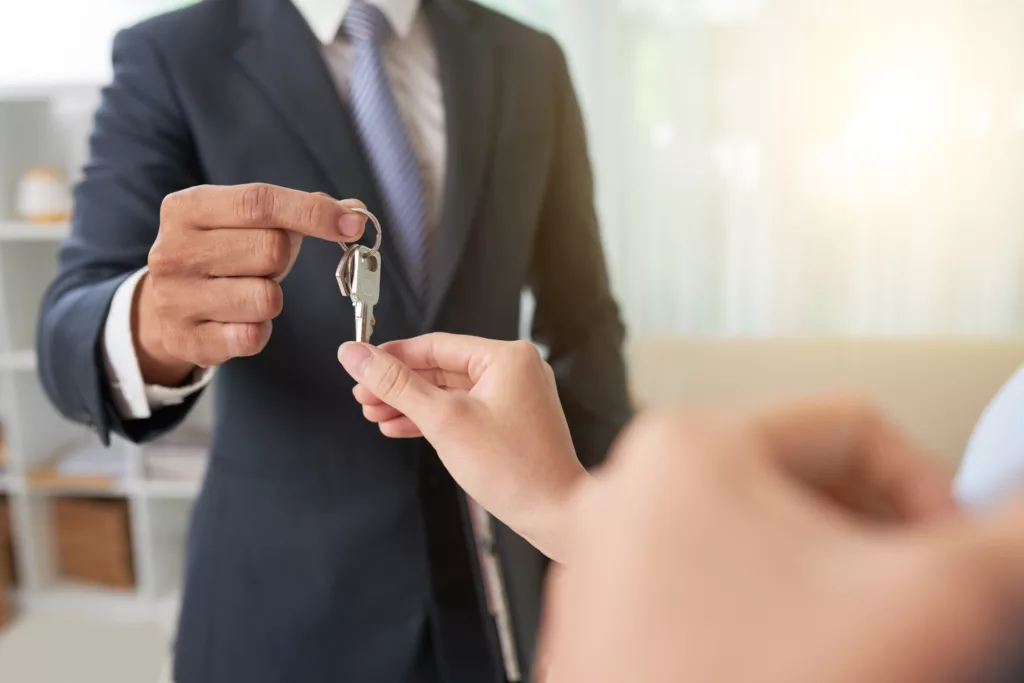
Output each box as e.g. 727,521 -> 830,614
0,85 -> 207,634
0,221 -> 69,242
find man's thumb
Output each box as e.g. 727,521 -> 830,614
339,342 -> 442,424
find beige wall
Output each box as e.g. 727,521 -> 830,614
628,338 -> 1024,468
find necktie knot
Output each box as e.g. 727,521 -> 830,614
343,1 -> 391,46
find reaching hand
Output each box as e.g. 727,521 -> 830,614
540,400 -> 1024,683
339,334 -> 587,561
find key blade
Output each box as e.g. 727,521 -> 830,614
354,302 -> 374,343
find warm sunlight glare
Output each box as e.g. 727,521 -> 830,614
841,65 -> 956,175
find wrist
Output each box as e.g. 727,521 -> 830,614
133,273 -> 195,387
527,463 -> 591,564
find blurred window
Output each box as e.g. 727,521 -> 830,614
5,0 -> 1023,335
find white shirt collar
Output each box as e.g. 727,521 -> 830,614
292,0 -> 421,45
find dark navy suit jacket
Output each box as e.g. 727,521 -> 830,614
36,0 -> 632,681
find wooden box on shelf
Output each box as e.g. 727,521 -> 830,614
54,498 -> 134,589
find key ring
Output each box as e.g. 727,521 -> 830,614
342,207 -> 382,257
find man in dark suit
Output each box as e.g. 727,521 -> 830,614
36,0 -> 631,681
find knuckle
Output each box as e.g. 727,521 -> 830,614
148,239 -> 187,276
147,243 -> 171,274
507,340 -> 542,365
250,280 -> 284,319
257,229 -> 291,274
159,189 -> 186,221
301,195 -> 326,229
236,183 -> 276,224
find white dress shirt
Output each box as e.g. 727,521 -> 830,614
102,0 -> 446,419
955,363 -> 1024,510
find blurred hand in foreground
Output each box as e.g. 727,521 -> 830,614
541,401 -> 1024,683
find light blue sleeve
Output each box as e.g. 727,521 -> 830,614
955,364 -> 1024,511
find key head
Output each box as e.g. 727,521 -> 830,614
350,248 -> 381,306
336,248 -> 356,298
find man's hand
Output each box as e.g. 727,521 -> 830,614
137,183 -> 366,386
338,334 -> 586,562
541,403 -> 1023,683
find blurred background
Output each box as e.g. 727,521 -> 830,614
2,0 -> 1024,680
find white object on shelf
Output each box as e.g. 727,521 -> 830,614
16,168 -> 71,223
0,221 -> 69,241
0,349 -> 36,371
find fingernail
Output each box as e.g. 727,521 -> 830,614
339,214 -> 364,238
338,200 -> 366,239
339,343 -> 373,379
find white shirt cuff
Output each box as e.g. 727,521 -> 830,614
101,267 -> 215,420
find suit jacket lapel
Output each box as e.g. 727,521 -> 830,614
234,0 -> 424,328
425,0 -> 499,327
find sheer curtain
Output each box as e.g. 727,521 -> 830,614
482,0 -> 1024,337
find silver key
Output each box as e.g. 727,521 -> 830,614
336,207 -> 384,343
349,247 -> 381,343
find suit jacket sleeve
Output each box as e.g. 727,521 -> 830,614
530,39 -> 633,469
37,26 -> 203,445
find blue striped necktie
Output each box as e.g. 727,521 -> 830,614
343,1 -> 429,301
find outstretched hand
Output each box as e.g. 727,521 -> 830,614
339,335 -> 586,561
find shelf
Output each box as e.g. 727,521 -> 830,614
0,221 -> 69,242
26,468 -> 127,498
0,474 -> 25,496
139,479 -> 201,501
17,581 -> 150,622
0,350 -> 36,371
0,82 -> 100,102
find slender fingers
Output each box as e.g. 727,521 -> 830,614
379,333 -> 508,382
378,417 -> 424,439
353,367 -> 473,407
